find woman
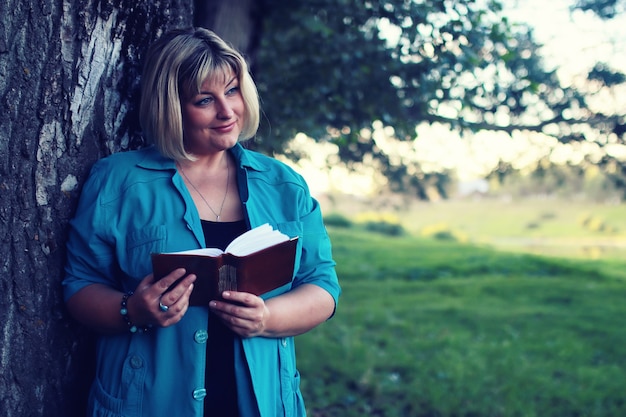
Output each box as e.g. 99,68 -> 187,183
63,27 -> 341,417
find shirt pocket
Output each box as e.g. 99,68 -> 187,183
121,225 -> 167,280
88,353 -> 147,417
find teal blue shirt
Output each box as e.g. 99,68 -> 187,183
63,143 -> 341,417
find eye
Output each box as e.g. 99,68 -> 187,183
226,86 -> 240,96
195,96 -> 214,106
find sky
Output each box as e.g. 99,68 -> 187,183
505,0 -> 626,77
406,0 -> 626,180
286,0 -> 626,196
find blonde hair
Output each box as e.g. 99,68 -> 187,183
139,28 -> 260,161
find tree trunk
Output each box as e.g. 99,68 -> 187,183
0,1 -> 193,415
194,0 -> 263,71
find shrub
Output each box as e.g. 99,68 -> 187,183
578,213 -> 616,233
587,217 -> 606,232
525,222 -> 540,230
363,221 -> 405,236
421,222 -> 468,242
324,213 -> 353,228
354,212 -> 405,236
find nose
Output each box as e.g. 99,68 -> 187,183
216,98 -> 234,120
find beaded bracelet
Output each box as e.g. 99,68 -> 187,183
120,291 -> 150,333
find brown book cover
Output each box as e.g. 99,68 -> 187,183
151,236 -> 298,306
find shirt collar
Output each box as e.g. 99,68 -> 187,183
230,142 -> 271,172
136,146 -> 176,171
135,143 -> 271,172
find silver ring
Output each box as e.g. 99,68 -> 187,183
159,301 -> 169,312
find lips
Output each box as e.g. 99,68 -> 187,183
212,122 -> 236,133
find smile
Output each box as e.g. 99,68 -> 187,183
212,122 -> 236,133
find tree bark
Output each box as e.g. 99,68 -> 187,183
0,1 -> 193,415
194,0 -> 263,70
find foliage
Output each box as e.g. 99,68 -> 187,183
487,156 -> 625,201
353,211 -> 405,236
420,222 -> 468,242
248,0 -> 626,197
578,212 -> 620,233
297,227 -> 626,416
353,211 -> 402,225
588,62 -> 626,87
325,211 -> 408,235
363,220 -> 405,236
256,0 -> 567,145
323,213 -> 353,228
573,0 -> 626,19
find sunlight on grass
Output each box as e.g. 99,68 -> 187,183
322,197 -> 626,260
298,226 -> 626,417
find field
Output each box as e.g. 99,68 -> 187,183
296,198 -> 626,417
322,196 -> 626,260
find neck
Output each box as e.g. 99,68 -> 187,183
178,151 -> 229,174
177,154 -> 232,222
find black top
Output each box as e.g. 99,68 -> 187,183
201,219 -> 247,417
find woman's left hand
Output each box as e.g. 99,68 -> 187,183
210,284 -> 335,339
209,291 -> 270,338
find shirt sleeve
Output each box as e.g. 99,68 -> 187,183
293,195 -> 342,308
62,161 -> 118,302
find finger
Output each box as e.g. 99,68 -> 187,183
159,273 -> 196,306
224,313 -> 264,338
169,281 -> 195,313
220,291 -> 261,307
158,283 -> 194,327
161,279 -> 195,313
209,299 -> 249,318
210,300 -> 265,330
154,268 -> 188,293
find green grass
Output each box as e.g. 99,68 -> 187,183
297,226 -> 626,417
397,199 -> 626,238
322,197 -> 626,260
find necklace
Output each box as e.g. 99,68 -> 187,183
179,158 -> 230,222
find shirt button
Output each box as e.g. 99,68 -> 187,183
281,338 -> 288,347
194,330 -> 208,344
192,388 -> 207,401
129,355 -> 143,369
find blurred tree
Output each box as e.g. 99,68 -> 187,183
571,0 -> 626,198
193,0 -> 263,65
2,0 -> 625,415
245,0 -> 625,198
486,156 -> 621,201
573,0 -> 625,19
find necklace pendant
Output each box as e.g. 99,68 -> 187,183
178,158 -> 230,223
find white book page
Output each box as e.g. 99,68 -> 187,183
161,224 -> 288,257
167,247 -> 224,257
225,223 -> 289,256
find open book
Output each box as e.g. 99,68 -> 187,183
151,224 -> 298,305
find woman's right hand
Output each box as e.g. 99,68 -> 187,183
66,269 -> 196,333
127,269 -> 197,328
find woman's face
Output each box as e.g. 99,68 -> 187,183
181,70 -> 245,155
